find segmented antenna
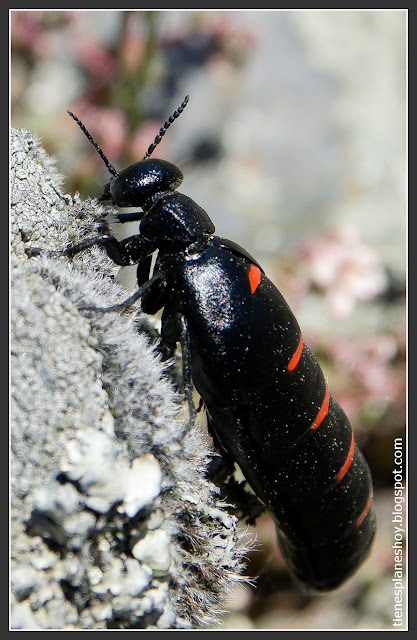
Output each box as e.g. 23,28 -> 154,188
68,95 -> 189,173
67,110 -> 119,177
142,95 -> 190,160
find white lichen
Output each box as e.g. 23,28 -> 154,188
10,127 -> 252,630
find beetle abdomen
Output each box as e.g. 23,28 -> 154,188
182,246 -> 376,591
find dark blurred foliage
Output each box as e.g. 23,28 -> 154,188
11,10 -> 252,195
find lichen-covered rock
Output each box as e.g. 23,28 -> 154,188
10,127 -> 252,630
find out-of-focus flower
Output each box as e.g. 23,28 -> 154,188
301,224 -> 388,317
10,11 -> 42,49
328,333 -> 404,417
74,41 -> 117,81
208,14 -> 258,63
120,30 -> 146,71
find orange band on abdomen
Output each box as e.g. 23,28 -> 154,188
335,429 -> 355,483
355,489 -> 373,528
287,335 -> 303,372
310,383 -> 329,432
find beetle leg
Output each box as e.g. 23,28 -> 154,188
160,312 -> 196,429
25,234 -> 114,259
135,254 -> 154,287
79,271 -> 165,314
65,232 -> 154,268
26,232 -> 137,265
65,233 -> 132,265
177,314 -> 196,428
113,211 -> 145,223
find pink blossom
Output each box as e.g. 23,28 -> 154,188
74,41 -> 116,80
301,224 -> 388,318
11,12 -> 43,49
330,334 -> 403,404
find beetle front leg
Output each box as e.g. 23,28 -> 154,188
66,232 -> 132,265
64,215 -> 154,266
27,215 -> 155,268
113,211 -> 145,223
68,232 -> 155,268
26,230 -> 135,265
25,233 -> 113,259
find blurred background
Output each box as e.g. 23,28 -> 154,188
11,9 -> 407,630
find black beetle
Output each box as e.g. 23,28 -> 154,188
47,96 -> 376,592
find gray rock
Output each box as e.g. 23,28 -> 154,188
10,127 -> 252,630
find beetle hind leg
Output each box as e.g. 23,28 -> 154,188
160,312 -> 196,430
177,314 -> 196,429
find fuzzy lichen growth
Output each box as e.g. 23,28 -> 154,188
10,127 -> 253,630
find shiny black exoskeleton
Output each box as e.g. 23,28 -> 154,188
59,96 -> 376,592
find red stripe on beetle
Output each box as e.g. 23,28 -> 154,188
335,429 -> 355,482
287,335 -> 303,372
310,383 -> 329,432
248,264 -> 261,293
355,489 -> 373,528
